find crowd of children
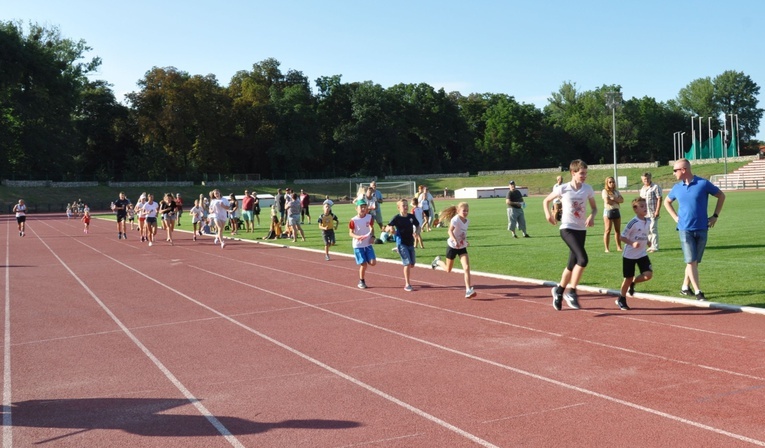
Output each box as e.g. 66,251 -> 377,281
50,165 -> 669,308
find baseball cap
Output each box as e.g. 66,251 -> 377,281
509,180 -> 515,185
355,199 -> 367,206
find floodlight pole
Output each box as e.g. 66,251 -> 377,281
698,116 -> 702,159
680,132 -> 686,156
605,92 -> 622,181
690,116 -> 696,157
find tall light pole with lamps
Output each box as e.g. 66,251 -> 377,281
605,92 -> 622,181
673,132 -> 679,160
690,116 -> 696,157
698,116 -> 703,159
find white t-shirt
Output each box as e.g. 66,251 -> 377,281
418,192 -> 434,211
621,216 -> 649,260
14,204 -> 26,217
209,197 -> 230,221
143,201 -> 159,218
349,214 -> 374,249
448,215 -> 469,249
554,183 -> 594,231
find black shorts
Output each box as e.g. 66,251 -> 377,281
116,212 -> 127,222
622,255 -> 652,279
16,216 -> 26,224
445,246 -> 468,260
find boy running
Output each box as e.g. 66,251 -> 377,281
386,198 -> 420,291
349,199 -> 376,289
318,202 -> 339,260
616,197 -> 653,310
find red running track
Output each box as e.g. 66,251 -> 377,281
2,215 -> 764,447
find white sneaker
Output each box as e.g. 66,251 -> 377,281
465,287 -> 476,299
148,242 -> 153,247
220,241 -> 226,249
214,237 -> 219,244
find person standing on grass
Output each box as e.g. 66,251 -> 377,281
602,176 -> 624,252
228,193 -> 239,235
387,198 -> 420,292
616,197 -> 653,310
543,159 -> 597,311
663,158 -> 725,302
505,180 -> 529,238
430,202 -> 476,299
299,189 -> 311,225
241,189 -> 255,233
13,199 -> 27,237
318,202 -> 339,261
639,172 -> 662,253
411,197 -> 425,249
349,199 -> 376,289
175,193 -> 183,226
370,181 -> 384,230
418,186 -> 435,231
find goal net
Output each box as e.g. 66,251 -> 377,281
355,181 -> 417,201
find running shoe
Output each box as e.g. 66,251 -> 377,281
696,292 -> 707,302
616,296 -> 631,310
564,289 -> 581,309
680,288 -> 692,296
404,285 -> 413,292
431,256 -> 440,269
465,287 -> 476,299
358,279 -> 367,289
628,282 -> 635,296
551,286 -> 563,311
325,255 -> 330,261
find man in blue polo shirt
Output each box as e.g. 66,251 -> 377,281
663,158 -> 725,302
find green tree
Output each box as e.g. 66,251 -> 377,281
0,21 -> 101,180
712,70 -> 763,145
128,67 -> 232,179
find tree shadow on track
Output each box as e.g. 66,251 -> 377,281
11,398 -> 360,441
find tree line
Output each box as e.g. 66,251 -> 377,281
2,21 -> 763,182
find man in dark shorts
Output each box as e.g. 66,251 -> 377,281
114,191 -> 131,240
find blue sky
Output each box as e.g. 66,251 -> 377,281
4,0 -> 764,139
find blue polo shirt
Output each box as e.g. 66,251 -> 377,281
667,176 -> 721,231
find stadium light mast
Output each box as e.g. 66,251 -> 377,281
690,116 -> 698,159
605,92 -> 622,181
673,132 -> 680,160
698,116 -> 703,159
680,132 -> 686,159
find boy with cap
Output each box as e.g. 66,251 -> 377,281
349,198 -> 377,289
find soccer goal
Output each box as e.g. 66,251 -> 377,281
355,181 -> 417,200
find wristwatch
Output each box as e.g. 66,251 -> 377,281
712,213 -> 719,218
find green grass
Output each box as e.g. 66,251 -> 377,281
98,189 -> 763,308
1,161 -> 751,212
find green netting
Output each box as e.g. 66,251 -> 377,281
684,131 -> 737,159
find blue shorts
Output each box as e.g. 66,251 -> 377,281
679,230 -> 708,264
397,244 -> 416,266
353,246 -> 376,265
242,210 -> 253,221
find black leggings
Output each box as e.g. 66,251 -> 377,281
560,228 -> 588,271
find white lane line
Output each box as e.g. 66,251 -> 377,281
189,264 -> 765,447
41,221 -> 765,446
65,234 -> 500,447
482,403 -> 587,423
3,223 -> 13,448
35,234 -> 245,448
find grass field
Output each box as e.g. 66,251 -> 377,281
98,188 -> 763,308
